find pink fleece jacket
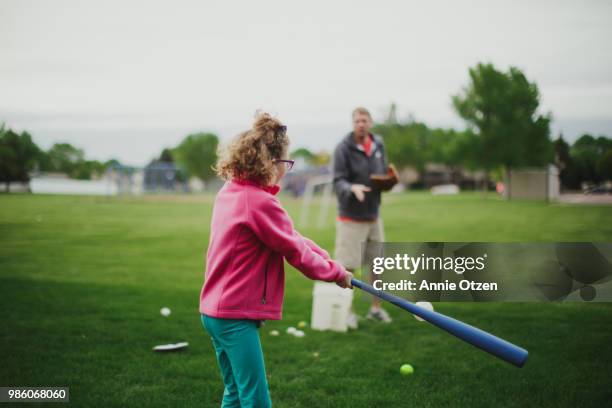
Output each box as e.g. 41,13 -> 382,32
199,178 -> 348,320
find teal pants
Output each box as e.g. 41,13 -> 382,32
201,314 -> 272,408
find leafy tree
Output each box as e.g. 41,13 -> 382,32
45,143 -> 85,175
0,125 -> 41,192
445,129 -> 482,172
0,135 -> 18,192
554,134 -> 579,190
173,132 -> 219,181
104,158 -> 122,169
571,134 -> 599,184
452,63 -> 553,197
373,109 -> 481,185
71,160 -> 107,180
597,149 -> 612,182
38,142 -> 109,180
372,119 -> 429,176
571,134 -> 612,185
159,148 -> 174,163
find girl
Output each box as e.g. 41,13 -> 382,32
199,112 -> 353,407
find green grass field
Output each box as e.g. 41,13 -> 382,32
1,192 -> 611,407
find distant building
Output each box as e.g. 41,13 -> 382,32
143,161 -> 186,192
504,165 -> 560,201
106,162 -> 187,194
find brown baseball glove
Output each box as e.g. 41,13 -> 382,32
370,163 -> 399,191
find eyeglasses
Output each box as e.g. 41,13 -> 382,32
273,159 -> 295,171
275,125 -> 287,137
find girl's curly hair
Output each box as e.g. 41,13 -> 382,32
215,112 -> 290,185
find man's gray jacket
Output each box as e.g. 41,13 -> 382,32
332,132 -> 388,221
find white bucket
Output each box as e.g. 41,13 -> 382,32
310,281 -> 354,332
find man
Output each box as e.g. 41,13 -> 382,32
332,106 -> 392,327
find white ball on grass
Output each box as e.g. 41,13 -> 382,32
293,330 -> 305,338
160,307 -> 171,317
287,327 -> 296,334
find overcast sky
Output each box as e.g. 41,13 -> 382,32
2,0 -> 611,166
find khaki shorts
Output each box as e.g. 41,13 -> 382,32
334,218 -> 385,271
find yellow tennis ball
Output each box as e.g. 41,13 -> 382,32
400,364 -> 414,376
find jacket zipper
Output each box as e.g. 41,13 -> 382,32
261,259 -> 268,304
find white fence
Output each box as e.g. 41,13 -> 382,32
5,177 -> 118,195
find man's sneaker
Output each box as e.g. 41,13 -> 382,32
367,307 -> 392,323
346,312 -> 359,330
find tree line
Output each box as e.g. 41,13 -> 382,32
554,134 -> 612,189
2,62 -> 611,193
0,124 -> 122,192
148,133 -> 219,183
370,63 -> 611,191
0,124 -> 221,192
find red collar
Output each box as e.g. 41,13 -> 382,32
354,133 -> 373,156
232,178 -> 281,195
